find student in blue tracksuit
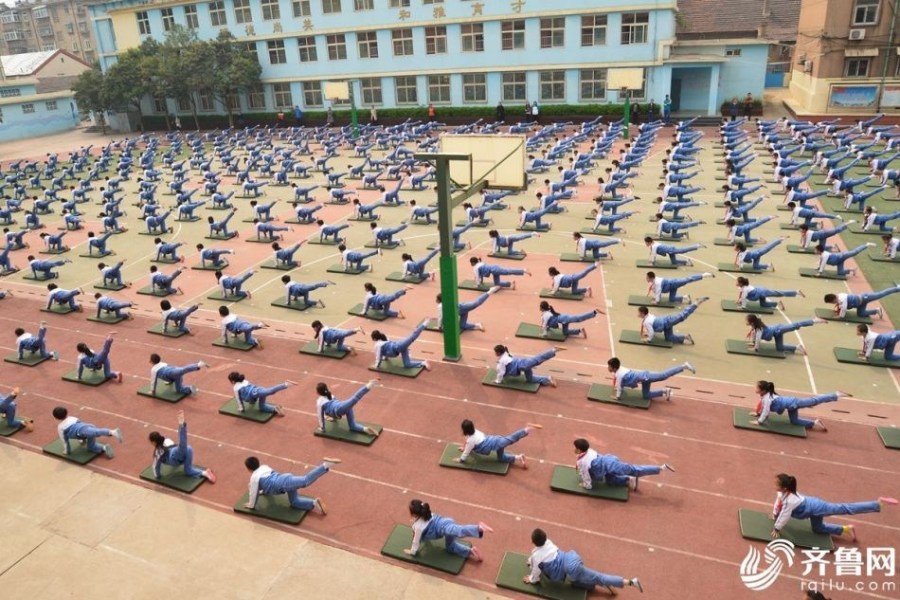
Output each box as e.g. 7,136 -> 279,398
751,380 -> 848,431
470,256 -> 531,288
574,438 -> 674,491
149,354 -> 207,396
637,297 -> 708,344
405,499 -> 491,561
856,324 -> 900,361
93,293 -> 133,319
745,314 -> 826,354
539,301 -> 602,339
315,380 -> 380,437
148,412 -> 216,482
523,528 -> 643,593
371,320 -> 432,370
770,473 -> 896,541
244,456 -> 337,514
228,372 -> 292,416
219,306 -> 268,348
493,345 -> 562,387
454,419 -> 541,467
0,387 -> 33,433
823,285 -> 900,319
76,334 -> 122,382
362,282 -> 409,318
311,320 -> 364,355
607,356 -> 695,401
53,406 -> 123,458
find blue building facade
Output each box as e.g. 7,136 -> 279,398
0,80 -> 80,143
87,0 -> 767,121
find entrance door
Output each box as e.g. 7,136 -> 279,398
670,78 -> 682,112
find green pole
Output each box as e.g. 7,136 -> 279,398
435,157 -> 461,361
623,90 -> 631,140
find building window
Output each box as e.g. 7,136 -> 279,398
226,94 -> 241,111
622,70 -> 647,100
198,89 -> 215,111
460,23 -> 484,52
395,76 -> 417,104
428,75 -> 450,103
136,11 -> 150,35
853,0 -> 880,25
243,42 -> 259,62
45,100 -> 58,111
357,31 -> 378,59
725,48 -> 742,56
83,39 -> 92,50
41,43 -> 56,51
462,73 -> 486,103
79,21 -> 88,33
621,12 -> 649,44
273,83 -> 292,108
72,42 -> 79,51
354,0 -> 373,9
33,7 -> 48,19
209,1 -> 227,26
22,103 -> 35,114
268,40 -> 286,64
261,0 -> 280,20
183,5 -> 199,28
248,85 -> 266,109
392,28 -> 413,56
161,8 -> 175,32
540,71 -> 565,102
580,68 -> 607,101
540,17 -> 565,49
501,20 -> 525,50
423,0 -> 442,3
845,58 -> 871,77
298,36 -> 317,62
322,0 -> 341,14
292,0 -> 310,17
233,0 -> 252,24
581,15 -> 607,46
502,72 -> 526,102
153,96 -> 167,113
360,77 -> 382,104
302,81 -> 323,107
327,34 -> 347,60
389,0 -> 410,6
176,96 -> 192,112
425,26 -> 446,55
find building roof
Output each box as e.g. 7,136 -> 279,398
1,49 -> 89,77
676,0 -> 801,42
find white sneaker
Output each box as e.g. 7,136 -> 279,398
683,362 -> 696,374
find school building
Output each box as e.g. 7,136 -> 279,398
86,0 -> 786,126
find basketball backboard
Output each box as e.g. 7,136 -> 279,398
323,81 -> 350,102
438,134 -> 526,190
608,68 -> 644,91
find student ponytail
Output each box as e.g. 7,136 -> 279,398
311,320 -> 323,339
148,431 -> 165,448
776,473 -> 797,494
756,380 -> 776,395
401,253 -> 412,262
316,382 -> 332,399
228,371 -> 245,384
746,314 -> 764,329
371,330 -> 387,342
539,301 -> 558,316
364,282 -> 376,294
408,499 -> 433,521
493,344 -> 508,356
548,267 -> 560,276
76,342 -> 94,357
736,276 -> 749,287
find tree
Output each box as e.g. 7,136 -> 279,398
157,26 -> 202,130
104,42 -> 158,131
71,63 -> 113,134
208,30 -> 262,127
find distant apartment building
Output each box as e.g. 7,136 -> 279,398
0,0 -> 98,65
788,0 -> 900,115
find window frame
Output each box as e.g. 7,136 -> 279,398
501,20 -> 525,51
427,74 -> 451,104
425,25 -> 447,55
136,11 -> 150,35
462,73 -> 486,104
209,1 -> 227,27
359,77 -> 382,105
261,0 -> 280,21
160,7 -> 175,32
844,57 -> 871,77
233,0 -> 252,24
297,36 -> 318,62
502,72 -> 526,102
539,17 -> 565,49
354,0 -> 373,9
292,0 -> 311,17
273,83 -> 293,108
322,0 -> 341,14
621,12 -> 649,45
302,81 -> 323,107
326,33 -> 347,60
394,75 -> 418,105
852,0 -> 880,25
392,28 -> 414,57
580,14 -> 607,47
357,31 -> 378,59
460,23 -> 484,52
579,68 -> 607,102
267,40 -> 287,64
184,5 -> 199,28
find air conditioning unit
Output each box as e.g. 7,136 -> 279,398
803,61 -> 813,72
849,29 -> 866,40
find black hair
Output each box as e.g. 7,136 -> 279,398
94,292 -> 102,300
337,244 -> 347,252
215,270 -> 223,281
736,276 -> 750,286
806,592 -> 831,600
857,324 -> 869,335
548,266 -> 560,276
488,229 -> 499,238
244,456 -> 260,471
572,232 -> 582,239
493,344 -> 508,356
531,528 -> 548,546
776,473 -> 797,494
607,357 -> 621,370
401,253 -> 412,261
272,242 -> 281,251
371,330 -> 387,342
469,256 -> 481,265
77,342 -> 93,357
756,380 -> 776,395
150,353 -> 161,364
461,419 -> 475,436
14,327 -> 24,336
573,438 -> 590,452
823,293 -> 837,303
539,301 -> 558,316
746,314 -> 764,329
218,306 -> 229,317
364,282 -> 376,293
160,300 -> 172,310
638,306 -> 649,316
148,431 -> 165,447
643,236 -> 653,244
281,274 -> 291,284
154,237 -> 162,244
52,406 -> 67,420
316,382 -> 332,399
149,265 -> 159,273
408,499 -> 432,521
47,283 -> 58,291
735,242 -> 747,252
228,371 -> 245,383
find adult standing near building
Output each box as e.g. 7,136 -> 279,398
370,105 -> 378,125
326,106 -> 334,127
663,94 -> 672,125
294,105 -> 303,126
743,92 -> 753,119
531,101 -> 540,123
427,103 -> 436,122
496,102 -> 506,122
729,98 -> 739,121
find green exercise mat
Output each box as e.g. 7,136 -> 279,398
212,337 -> 257,351
385,272 -> 428,284
260,260 -> 296,271
799,268 -> 847,280
150,257 -> 181,264
877,426 -> 900,449
271,297 -> 312,311
136,286 -> 173,297
814,308 -> 872,324
725,339 -> 788,359
348,216 -> 377,222
365,241 -> 400,250
713,238 -> 741,247
87,313 -> 128,324
326,265 -> 368,275
206,290 -> 247,302
627,295 -> 680,309
41,304 -> 77,315
380,524 -> 468,574
786,245 -> 817,254
516,224 -> 550,232
217,398 -> 275,422
833,347 -> 899,368
22,274 -> 53,281
147,323 -> 188,338
586,383 -> 651,409
369,361 -> 424,378
205,232 -> 237,240
4,352 -> 50,366
780,223 -> 818,230
192,261 -> 229,271
78,252 -> 114,259
94,282 -> 128,291
313,419 -> 381,445
721,300 -> 774,315
495,552 -> 588,600
539,289 -> 584,301
0,417 -> 29,437
139,465 -> 206,493
61,369 -> 110,386
515,323 -> 566,342
347,303 -> 390,321
849,227 -> 890,235
717,262 -> 765,274
549,466 -> 629,501
459,280 -> 492,291
42,438 -> 102,464
439,442 -> 510,475
299,340 -> 349,359
560,252 -> 598,263
483,369 -> 540,393
635,260 -> 678,269
40,248 -> 67,255
619,329 -> 674,348
578,227 -> 617,236
732,408 -> 807,438
233,492 -> 307,525
738,509 -> 833,550
307,238 -> 342,246
643,233 -> 683,242
488,251 -> 527,261
136,383 -> 189,403
869,254 -> 899,263
455,220 -> 489,227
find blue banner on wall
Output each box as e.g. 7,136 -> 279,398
829,85 -> 878,108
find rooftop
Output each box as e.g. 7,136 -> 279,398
676,0 -> 801,42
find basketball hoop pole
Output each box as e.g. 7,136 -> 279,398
349,81 -> 359,139
414,152 -> 480,361
621,87 -> 630,140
